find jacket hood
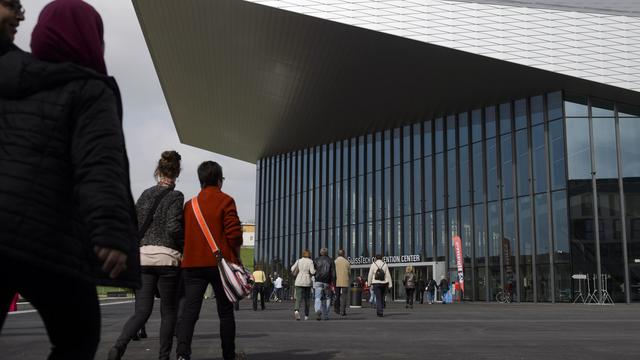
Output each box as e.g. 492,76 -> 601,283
0,45 -> 119,103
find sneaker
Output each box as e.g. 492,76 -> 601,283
304,316 -> 309,320
316,310 -> 322,321
177,356 -> 189,360
294,310 -> 300,321
235,351 -> 248,360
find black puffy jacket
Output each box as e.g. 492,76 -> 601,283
0,45 -> 140,288
313,255 -> 336,284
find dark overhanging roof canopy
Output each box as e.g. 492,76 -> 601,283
133,0 -> 640,163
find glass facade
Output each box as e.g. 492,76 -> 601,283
256,91 -> 640,302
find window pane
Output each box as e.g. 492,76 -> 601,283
532,124 -> 547,193
515,98 -> 527,130
591,98 -> 614,117
620,118 -> 640,178
425,212 -> 434,260
531,95 -> 544,125
501,134 -> 514,199
516,129 -> 530,196
447,115 -> 456,150
460,145 -> 470,206
488,201 -> 501,300
549,120 -> 567,190
459,112 -> 469,147
424,155 -> 433,212
566,118 -> 591,180
535,193 -> 551,302
552,191 -> 569,261
403,125 -> 411,163
503,199 -> 517,301
593,117 -> 618,179
423,120 -> 432,156
394,128 -> 401,165
448,149 -> 457,208
414,159 -> 422,213
474,203 -> 486,300
500,102 -> 511,135
472,109 -> 482,143
473,142 -> 484,204
487,138 -> 499,201
564,94 -> 588,117
449,208 -> 458,268
435,117 -> 444,153
461,206 -> 472,266
413,123 -> 422,160
404,162 -> 412,214
436,210 -> 445,261
436,153 -> 445,209
547,91 -> 563,120
485,106 -> 496,138
518,196 -> 534,302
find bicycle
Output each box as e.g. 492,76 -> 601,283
496,289 -> 512,303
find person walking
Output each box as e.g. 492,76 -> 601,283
0,1 -> 140,358
367,255 -> 392,317
403,266 -> 416,309
313,248 -> 336,321
416,277 -> 426,304
439,276 -> 450,304
291,250 -> 315,320
425,277 -> 437,304
108,151 -> 184,360
273,274 -> 283,302
334,249 -> 351,317
252,265 -> 267,311
176,161 -> 244,360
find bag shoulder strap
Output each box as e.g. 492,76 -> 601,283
191,196 -> 221,255
139,187 -> 172,239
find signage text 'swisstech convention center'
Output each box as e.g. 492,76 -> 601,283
133,0 -> 640,303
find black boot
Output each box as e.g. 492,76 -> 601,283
137,327 -> 147,339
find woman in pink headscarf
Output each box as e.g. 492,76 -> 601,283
0,0 -> 140,358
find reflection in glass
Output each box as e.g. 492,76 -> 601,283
501,134 -> 514,199
448,149 -> 457,208
472,142 -> 484,204
486,106 -> 496,138
532,124 -> 547,193
500,102 -> 511,135
531,95 -> 544,125
624,179 -> 640,302
474,203 -> 486,301
503,199 -> 517,301
564,95 -> 588,117
447,115 -> 456,150
487,138 -> 498,201
459,112 -> 468,147
549,120 -> 566,190
460,146 -> 470,206
413,123 -> 421,160
597,180 -> 624,302
424,155 -> 433,212
435,117 -> 444,153
461,206 -> 472,266
547,91 -> 563,120
619,118 -> 640,178
472,109 -> 482,143
552,191 -> 571,302
592,118 -> 618,179
436,210 -> 445,261
423,120 -> 432,156
515,98 -> 527,130
425,212 -> 434,260
518,196 -> 533,302
449,208 -> 458,268
566,118 -> 591,180
436,153 -> 445,210
535,193 -> 551,302
516,129 -> 529,196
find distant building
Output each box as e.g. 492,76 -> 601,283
242,223 -> 255,248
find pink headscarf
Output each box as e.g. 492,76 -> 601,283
31,0 -> 107,75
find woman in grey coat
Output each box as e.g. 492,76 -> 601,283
291,249 -> 316,321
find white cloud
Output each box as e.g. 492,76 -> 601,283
14,0 -> 256,222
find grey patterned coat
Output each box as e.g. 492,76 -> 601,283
136,185 -> 184,252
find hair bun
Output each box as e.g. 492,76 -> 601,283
156,150 -> 181,179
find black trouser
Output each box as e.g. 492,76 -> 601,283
114,266 -> 179,359
334,287 -> 348,314
373,284 -> 387,316
405,288 -> 415,306
0,258 -> 100,360
177,267 -> 235,360
252,283 -> 265,310
416,288 -> 424,303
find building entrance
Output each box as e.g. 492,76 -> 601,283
391,265 -> 434,301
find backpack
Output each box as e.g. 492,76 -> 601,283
374,262 -> 386,281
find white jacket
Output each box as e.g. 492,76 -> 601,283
291,257 -> 316,287
367,260 -> 392,288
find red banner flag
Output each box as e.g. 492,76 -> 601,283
453,236 -> 464,293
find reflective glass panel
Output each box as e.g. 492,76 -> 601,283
435,118 -> 444,153
564,94 -> 588,117
487,138 -> 498,201
501,134 -> 514,199
531,95 -> 544,125
535,193 -> 551,302
472,142 -> 484,204
460,145 -> 470,206
566,118 -> 591,180
413,123 -> 421,160
436,153 -> 445,209
485,106 -> 496,138
620,118 -> 640,177
423,120 -> 432,156
447,115 -> 456,150
518,196 -> 534,302
448,149 -> 457,208
549,120 -> 566,190
424,155 -> 433,212
547,91 -> 563,120
503,199 -> 517,300
531,124 -> 547,193
500,102 -> 511,135
593,117 -> 618,179
515,98 -> 527,130
472,109 -> 482,143
516,129 -> 530,196
459,112 -> 469,147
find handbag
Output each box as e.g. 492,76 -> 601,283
191,196 -> 253,303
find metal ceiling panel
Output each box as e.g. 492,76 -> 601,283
133,0 -> 640,163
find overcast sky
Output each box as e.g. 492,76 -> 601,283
15,0 -> 257,223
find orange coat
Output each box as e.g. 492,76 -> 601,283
182,186 -> 243,268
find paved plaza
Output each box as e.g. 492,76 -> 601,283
2,298 -> 639,359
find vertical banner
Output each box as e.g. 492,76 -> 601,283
453,235 -> 464,292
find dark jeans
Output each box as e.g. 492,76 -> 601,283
114,266 -> 180,360
177,267 -> 235,360
334,287 -> 348,314
294,286 -> 311,316
405,288 -> 415,306
252,283 -> 265,310
373,284 -> 387,316
416,288 -> 425,303
0,258 -> 100,359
